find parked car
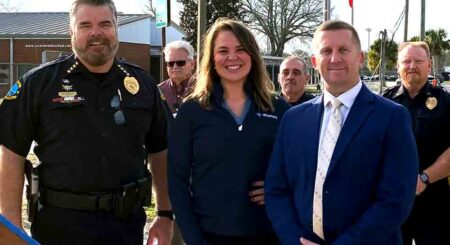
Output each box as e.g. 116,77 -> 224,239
427,74 -> 444,83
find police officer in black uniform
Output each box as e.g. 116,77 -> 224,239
382,41 -> 450,245
0,0 -> 174,244
278,56 -> 315,106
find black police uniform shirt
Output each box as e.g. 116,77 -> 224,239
382,82 -> 450,206
283,92 -> 315,106
168,82 -> 291,244
0,54 -> 167,193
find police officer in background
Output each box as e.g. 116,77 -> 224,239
0,0 -> 173,244
382,41 -> 450,245
278,56 -> 315,106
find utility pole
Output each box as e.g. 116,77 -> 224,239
161,27 -> 167,81
366,28 -> 372,51
404,0 -> 409,42
197,0 -> 207,68
323,0 -> 330,22
379,29 -> 387,93
420,0 -> 425,41
155,0 -> 171,82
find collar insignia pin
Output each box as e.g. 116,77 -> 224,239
62,85 -> 73,91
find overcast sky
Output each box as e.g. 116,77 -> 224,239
4,0 -> 449,52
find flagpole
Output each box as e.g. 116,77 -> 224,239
324,0 -> 331,21
351,2 -> 354,25
349,0 -> 355,25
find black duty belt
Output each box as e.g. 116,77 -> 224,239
40,189 -> 115,212
38,176 -> 152,219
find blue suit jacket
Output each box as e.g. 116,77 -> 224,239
265,85 -> 418,245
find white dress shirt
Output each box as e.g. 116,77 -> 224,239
318,81 -> 362,149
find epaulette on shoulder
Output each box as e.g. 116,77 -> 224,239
118,58 -> 145,72
431,84 -> 447,92
21,55 -> 73,80
43,53 -> 73,67
381,84 -> 400,95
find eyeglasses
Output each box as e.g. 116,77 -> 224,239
111,90 -> 126,125
165,60 -> 187,67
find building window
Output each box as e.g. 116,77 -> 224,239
18,64 -> 39,79
0,64 -> 10,84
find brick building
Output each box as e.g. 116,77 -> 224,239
0,12 -> 185,96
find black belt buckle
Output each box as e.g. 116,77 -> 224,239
97,193 -> 114,212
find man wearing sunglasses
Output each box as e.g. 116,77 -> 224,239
0,0 -> 173,244
158,41 -> 195,115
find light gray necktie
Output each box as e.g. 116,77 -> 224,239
313,98 -> 343,239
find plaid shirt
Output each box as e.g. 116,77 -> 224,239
158,78 -> 192,114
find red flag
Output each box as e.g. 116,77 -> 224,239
349,0 -> 353,8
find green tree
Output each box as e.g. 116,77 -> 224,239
367,39 -> 398,72
443,50 -> 450,66
410,29 -> 450,73
177,0 -> 245,50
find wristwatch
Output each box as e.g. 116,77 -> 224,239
157,210 -> 174,220
419,172 -> 430,185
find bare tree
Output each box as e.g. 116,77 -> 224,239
0,0 -> 18,12
242,0 -> 322,56
146,0 -> 156,17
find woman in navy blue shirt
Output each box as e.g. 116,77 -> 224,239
168,18 -> 290,245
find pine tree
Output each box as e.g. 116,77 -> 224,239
177,0 -> 245,50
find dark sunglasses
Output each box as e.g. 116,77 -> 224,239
111,94 -> 126,125
166,60 -> 187,67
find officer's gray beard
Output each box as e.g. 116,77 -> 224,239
73,40 -> 118,67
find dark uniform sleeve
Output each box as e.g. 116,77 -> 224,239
274,96 -> 291,115
445,91 -> 450,148
0,78 -> 36,157
145,78 -> 168,153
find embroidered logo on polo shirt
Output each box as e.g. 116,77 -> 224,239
256,113 -> 278,120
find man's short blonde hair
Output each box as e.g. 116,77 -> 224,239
398,41 -> 431,58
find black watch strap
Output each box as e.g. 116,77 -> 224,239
419,172 -> 430,185
157,210 -> 174,220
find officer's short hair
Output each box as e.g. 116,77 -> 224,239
163,41 -> 195,61
280,56 -> 308,74
313,20 -> 361,51
70,0 -> 118,27
398,41 -> 431,59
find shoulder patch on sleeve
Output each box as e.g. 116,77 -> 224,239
4,80 -> 22,100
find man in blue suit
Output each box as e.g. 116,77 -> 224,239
265,20 -> 419,245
